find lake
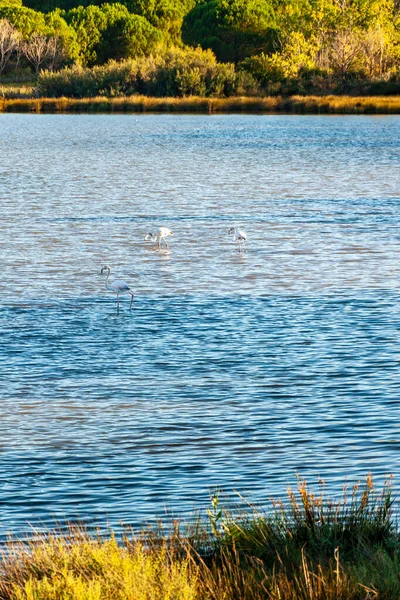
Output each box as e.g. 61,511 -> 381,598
1,113 -> 400,538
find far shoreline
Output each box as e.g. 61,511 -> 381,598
1,94 -> 400,114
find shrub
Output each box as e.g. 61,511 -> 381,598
38,46 -> 241,97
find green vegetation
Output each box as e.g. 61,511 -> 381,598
64,4 -> 162,65
181,0 -> 279,63
36,49 -> 240,96
0,476 -> 399,599
0,0 -> 400,97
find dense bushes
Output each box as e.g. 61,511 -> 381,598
1,0 -> 400,95
37,46 -> 244,96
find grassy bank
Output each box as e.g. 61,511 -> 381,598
0,476 -> 398,599
1,95 -> 400,114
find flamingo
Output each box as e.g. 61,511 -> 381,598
228,227 -> 247,252
144,227 -> 174,249
100,265 -> 134,312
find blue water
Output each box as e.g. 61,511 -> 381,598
1,113 -> 400,538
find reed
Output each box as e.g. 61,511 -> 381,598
0,476 -> 398,599
0,83 -> 36,99
1,94 -> 400,114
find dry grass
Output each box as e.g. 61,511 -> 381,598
1,94 -> 400,114
0,476 -> 399,599
0,83 -> 36,99
289,94 -> 400,114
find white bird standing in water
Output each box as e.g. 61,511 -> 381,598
100,265 -> 134,312
144,227 -> 174,249
228,227 -> 247,252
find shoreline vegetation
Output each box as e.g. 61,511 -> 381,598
1,0 -> 400,117
2,94 -> 400,113
0,476 -> 399,599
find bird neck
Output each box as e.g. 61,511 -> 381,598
105,270 -> 111,290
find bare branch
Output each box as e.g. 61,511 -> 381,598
46,36 -> 67,72
23,34 -> 67,75
0,19 -> 20,75
23,34 -> 49,75
319,28 -> 362,80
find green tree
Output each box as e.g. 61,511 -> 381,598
96,4 -> 161,63
123,0 -> 194,41
45,8 -> 79,61
66,3 -> 161,65
65,5 -> 105,65
182,0 -> 279,63
0,2 -> 47,38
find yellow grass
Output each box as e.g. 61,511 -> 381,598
0,83 -> 36,99
0,534 -> 198,600
1,94 -> 400,114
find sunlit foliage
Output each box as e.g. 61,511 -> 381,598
0,0 -> 399,93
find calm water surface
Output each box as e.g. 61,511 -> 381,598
1,113 -> 400,537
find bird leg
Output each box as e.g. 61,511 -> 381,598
129,293 -> 134,310
117,294 -> 120,313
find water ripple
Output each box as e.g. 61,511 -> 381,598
0,114 -> 400,537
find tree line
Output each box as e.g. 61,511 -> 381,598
1,0 -> 400,95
